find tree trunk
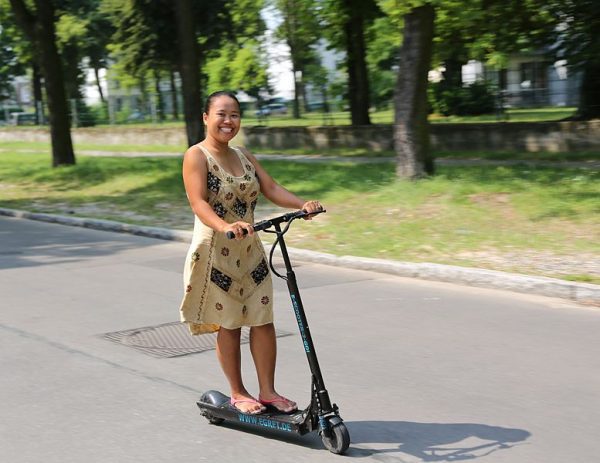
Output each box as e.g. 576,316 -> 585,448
174,0 -> 204,146
291,61 -> 301,119
441,55 -> 463,91
32,63 -> 44,124
394,4 -> 435,179
154,70 -> 165,122
10,0 -> 75,166
169,68 -> 179,120
94,67 -> 105,103
576,56 -> 600,120
344,4 -> 371,125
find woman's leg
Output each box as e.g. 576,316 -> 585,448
250,323 -> 297,412
216,327 -> 263,413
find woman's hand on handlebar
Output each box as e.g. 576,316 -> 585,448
301,200 -> 324,220
223,221 -> 253,240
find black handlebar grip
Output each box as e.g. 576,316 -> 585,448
226,229 -> 249,239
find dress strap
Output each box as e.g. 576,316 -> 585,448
231,146 -> 248,165
195,143 -> 213,161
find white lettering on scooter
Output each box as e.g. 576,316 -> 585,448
238,414 -> 293,432
291,294 -> 310,353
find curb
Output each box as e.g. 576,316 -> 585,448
2,207 -> 598,305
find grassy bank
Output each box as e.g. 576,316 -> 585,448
2,140 -> 599,163
1,149 -> 598,283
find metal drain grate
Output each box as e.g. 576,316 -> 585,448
101,322 -> 293,358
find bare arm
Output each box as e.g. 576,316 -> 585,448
182,146 -> 253,238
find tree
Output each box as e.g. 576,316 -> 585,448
551,0 -> 600,119
174,0 -> 203,146
205,0 -> 268,101
9,0 -> 75,166
0,9 -> 25,101
272,0 -> 321,118
365,14 -> 402,109
322,0 -> 382,125
393,4 -> 435,178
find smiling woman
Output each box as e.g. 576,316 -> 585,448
179,90 -> 324,415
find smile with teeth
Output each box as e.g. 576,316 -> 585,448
220,127 -> 233,133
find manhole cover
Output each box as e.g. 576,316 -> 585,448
101,322 -> 292,358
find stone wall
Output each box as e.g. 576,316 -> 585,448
243,120 -> 600,153
2,120 -> 599,153
0,127 -> 188,146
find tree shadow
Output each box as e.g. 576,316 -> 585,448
0,215 -> 163,270
344,420 -> 530,461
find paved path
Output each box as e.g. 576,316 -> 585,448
2,215 -> 600,463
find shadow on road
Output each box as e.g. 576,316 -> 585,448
344,420 -> 530,461
0,216 -> 161,270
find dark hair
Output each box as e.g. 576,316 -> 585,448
204,90 -> 241,114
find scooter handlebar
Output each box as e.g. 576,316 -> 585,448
226,208 -> 325,239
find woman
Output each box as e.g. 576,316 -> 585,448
180,90 -> 323,415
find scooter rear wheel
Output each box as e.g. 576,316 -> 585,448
321,421 -> 350,454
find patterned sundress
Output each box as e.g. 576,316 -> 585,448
179,145 -> 273,335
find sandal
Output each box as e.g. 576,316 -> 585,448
258,395 -> 298,413
230,397 -> 266,415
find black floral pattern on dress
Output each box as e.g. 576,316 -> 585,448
243,173 -> 252,181
215,302 -> 223,311
207,172 -> 221,194
250,190 -> 258,198
240,183 -> 247,191
232,198 -> 247,218
212,202 -> 226,219
221,247 -> 230,257
225,192 -> 234,201
250,199 -> 257,212
191,252 -> 200,262
211,267 -> 232,292
261,296 -> 270,305
251,258 -> 269,286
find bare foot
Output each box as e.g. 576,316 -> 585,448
258,394 -> 297,413
230,394 -> 266,414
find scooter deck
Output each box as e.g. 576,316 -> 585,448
197,390 -> 314,435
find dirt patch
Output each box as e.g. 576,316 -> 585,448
455,248 -> 599,280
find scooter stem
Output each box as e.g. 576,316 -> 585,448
274,222 -> 334,414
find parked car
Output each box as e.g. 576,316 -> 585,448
255,103 -> 288,116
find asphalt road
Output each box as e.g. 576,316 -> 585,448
1,215 -> 599,463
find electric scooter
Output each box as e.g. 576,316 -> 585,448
196,209 -> 350,454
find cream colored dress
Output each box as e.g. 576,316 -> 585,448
180,145 -> 273,335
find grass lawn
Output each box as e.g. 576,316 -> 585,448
2,140 -> 598,163
1,149 -> 598,284
69,106 -> 576,128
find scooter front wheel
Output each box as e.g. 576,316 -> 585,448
321,420 -> 350,454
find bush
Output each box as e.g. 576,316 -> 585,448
72,100 -> 97,127
430,81 -> 497,116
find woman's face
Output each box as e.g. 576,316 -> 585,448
203,95 -> 241,144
